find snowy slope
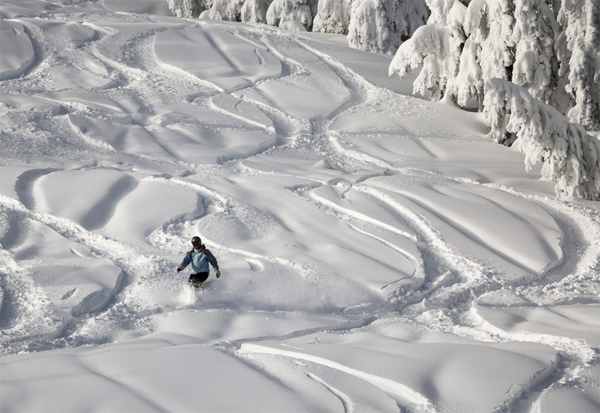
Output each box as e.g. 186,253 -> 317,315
0,1 -> 599,412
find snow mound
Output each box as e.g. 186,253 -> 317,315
0,21 -> 35,81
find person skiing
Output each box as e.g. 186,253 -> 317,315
177,236 -> 220,288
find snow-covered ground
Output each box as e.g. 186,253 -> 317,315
1,1 -> 599,412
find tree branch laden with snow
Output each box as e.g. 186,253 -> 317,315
484,78 -> 600,200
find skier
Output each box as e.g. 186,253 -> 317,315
177,236 -> 220,289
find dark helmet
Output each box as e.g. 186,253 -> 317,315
191,236 -> 201,244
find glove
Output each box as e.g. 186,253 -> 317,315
176,266 -> 183,273
215,269 -> 221,279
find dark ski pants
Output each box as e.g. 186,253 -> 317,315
188,272 -> 209,288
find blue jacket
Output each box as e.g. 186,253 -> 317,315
180,247 -> 219,274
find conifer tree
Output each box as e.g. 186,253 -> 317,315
167,0 -> 204,17
391,0 -> 563,110
484,79 -> 600,199
511,0 -> 559,102
389,0 -> 466,100
266,0 -> 318,30
313,0 -> 352,34
241,0 -> 273,23
201,0 -> 244,21
557,0 -> 600,130
348,0 -> 429,54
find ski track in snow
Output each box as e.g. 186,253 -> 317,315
1,4 -> 599,412
239,343 -> 438,413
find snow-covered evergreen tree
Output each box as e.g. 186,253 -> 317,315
484,78 -> 600,199
511,0 -> 559,102
454,0 -> 515,108
390,0 -> 564,110
557,0 -> 600,130
347,0 -> 429,54
266,0 -> 318,30
313,0 -> 352,34
241,0 -> 273,23
167,0 -> 204,17
389,0 -> 466,100
201,0 -> 244,21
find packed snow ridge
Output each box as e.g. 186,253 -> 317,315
0,1 -> 599,412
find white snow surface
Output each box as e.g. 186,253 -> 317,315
0,1 -> 599,412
